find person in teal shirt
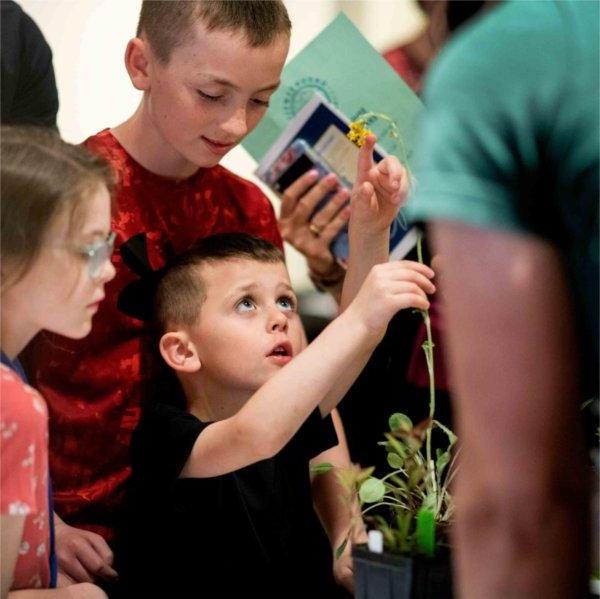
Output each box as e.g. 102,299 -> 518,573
406,1 -> 598,598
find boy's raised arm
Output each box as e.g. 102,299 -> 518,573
341,134 -> 410,311
180,260 -> 434,480
316,135 -> 425,415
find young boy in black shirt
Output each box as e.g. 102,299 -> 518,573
117,140 -> 435,599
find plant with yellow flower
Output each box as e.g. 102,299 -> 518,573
347,112 -> 399,148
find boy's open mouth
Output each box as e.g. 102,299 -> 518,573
266,341 -> 293,359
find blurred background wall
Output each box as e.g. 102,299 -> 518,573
19,0 -> 424,291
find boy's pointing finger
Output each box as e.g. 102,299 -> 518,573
356,134 -> 376,183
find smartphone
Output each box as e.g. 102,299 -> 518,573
268,139 -> 351,262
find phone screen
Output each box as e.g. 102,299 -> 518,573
274,154 -> 317,192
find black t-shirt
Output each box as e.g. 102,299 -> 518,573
1,1 -> 59,128
116,403 -> 342,599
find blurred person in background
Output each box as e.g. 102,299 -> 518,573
407,1 -> 598,597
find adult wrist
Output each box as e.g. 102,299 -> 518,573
308,261 -> 346,292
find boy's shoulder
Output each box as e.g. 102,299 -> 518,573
134,402 -> 203,450
131,402 -> 204,482
83,128 -> 123,164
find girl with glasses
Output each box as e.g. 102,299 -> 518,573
1,127 -> 115,598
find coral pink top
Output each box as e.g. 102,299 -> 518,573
0,364 -> 51,589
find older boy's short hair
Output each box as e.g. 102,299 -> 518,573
155,233 -> 284,331
137,0 -> 291,64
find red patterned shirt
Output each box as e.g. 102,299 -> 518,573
25,130 -> 282,540
0,364 -> 51,590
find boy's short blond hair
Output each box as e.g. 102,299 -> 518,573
137,0 -> 291,64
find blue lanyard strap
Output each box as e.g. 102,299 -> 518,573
1,352 -> 58,588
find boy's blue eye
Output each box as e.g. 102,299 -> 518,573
198,90 -> 222,102
277,296 -> 296,311
236,298 -> 256,312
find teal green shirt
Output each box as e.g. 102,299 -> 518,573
407,0 -> 599,394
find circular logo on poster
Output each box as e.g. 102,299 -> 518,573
283,77 -> 339,119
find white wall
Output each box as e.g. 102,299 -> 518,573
19,0 -> 423,291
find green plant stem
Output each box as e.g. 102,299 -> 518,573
362,501 -> 408,516
417,233 -> 437,501
380,469 -> 406,483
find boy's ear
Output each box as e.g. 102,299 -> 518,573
124,37 -> 152,91
159,331 -> 201,374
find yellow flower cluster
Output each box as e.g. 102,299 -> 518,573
347,120 -> 372,148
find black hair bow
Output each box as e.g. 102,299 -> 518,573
117,233 -> 170,322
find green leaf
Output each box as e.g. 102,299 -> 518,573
335,537 -> 349,560
580,397 -> 596,411
389,413 -> 413,433
435,450 -> 450,476
370,515 -> 388,529
356,466 -> 375,485
387,452 -> 404,469
384,433 -> 409,459
389,474 -> 406,487
380,522 -> 397,552
433,420 -> 457,448
395,511 -> 413,553
422,492 -> 437,511
407,464 -> 426,488
406,434 -> 424,452
369,516 -> 397,552
415,507 -> 436,557
359,477 -> 386,503
310,462 -> 334,475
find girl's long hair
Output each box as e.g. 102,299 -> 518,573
1,126 -> 114,292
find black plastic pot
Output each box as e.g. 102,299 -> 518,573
352,545 -> 453,599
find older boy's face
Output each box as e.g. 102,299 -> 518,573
145,22 -> 289,169
188,258 -> 304,394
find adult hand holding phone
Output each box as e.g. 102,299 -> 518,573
279,169 -> 349,295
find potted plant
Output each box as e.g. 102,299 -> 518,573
347,395 -> 457,599
318,235 -> 458,599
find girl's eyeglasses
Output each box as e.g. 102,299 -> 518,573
70,231 -> 116,279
